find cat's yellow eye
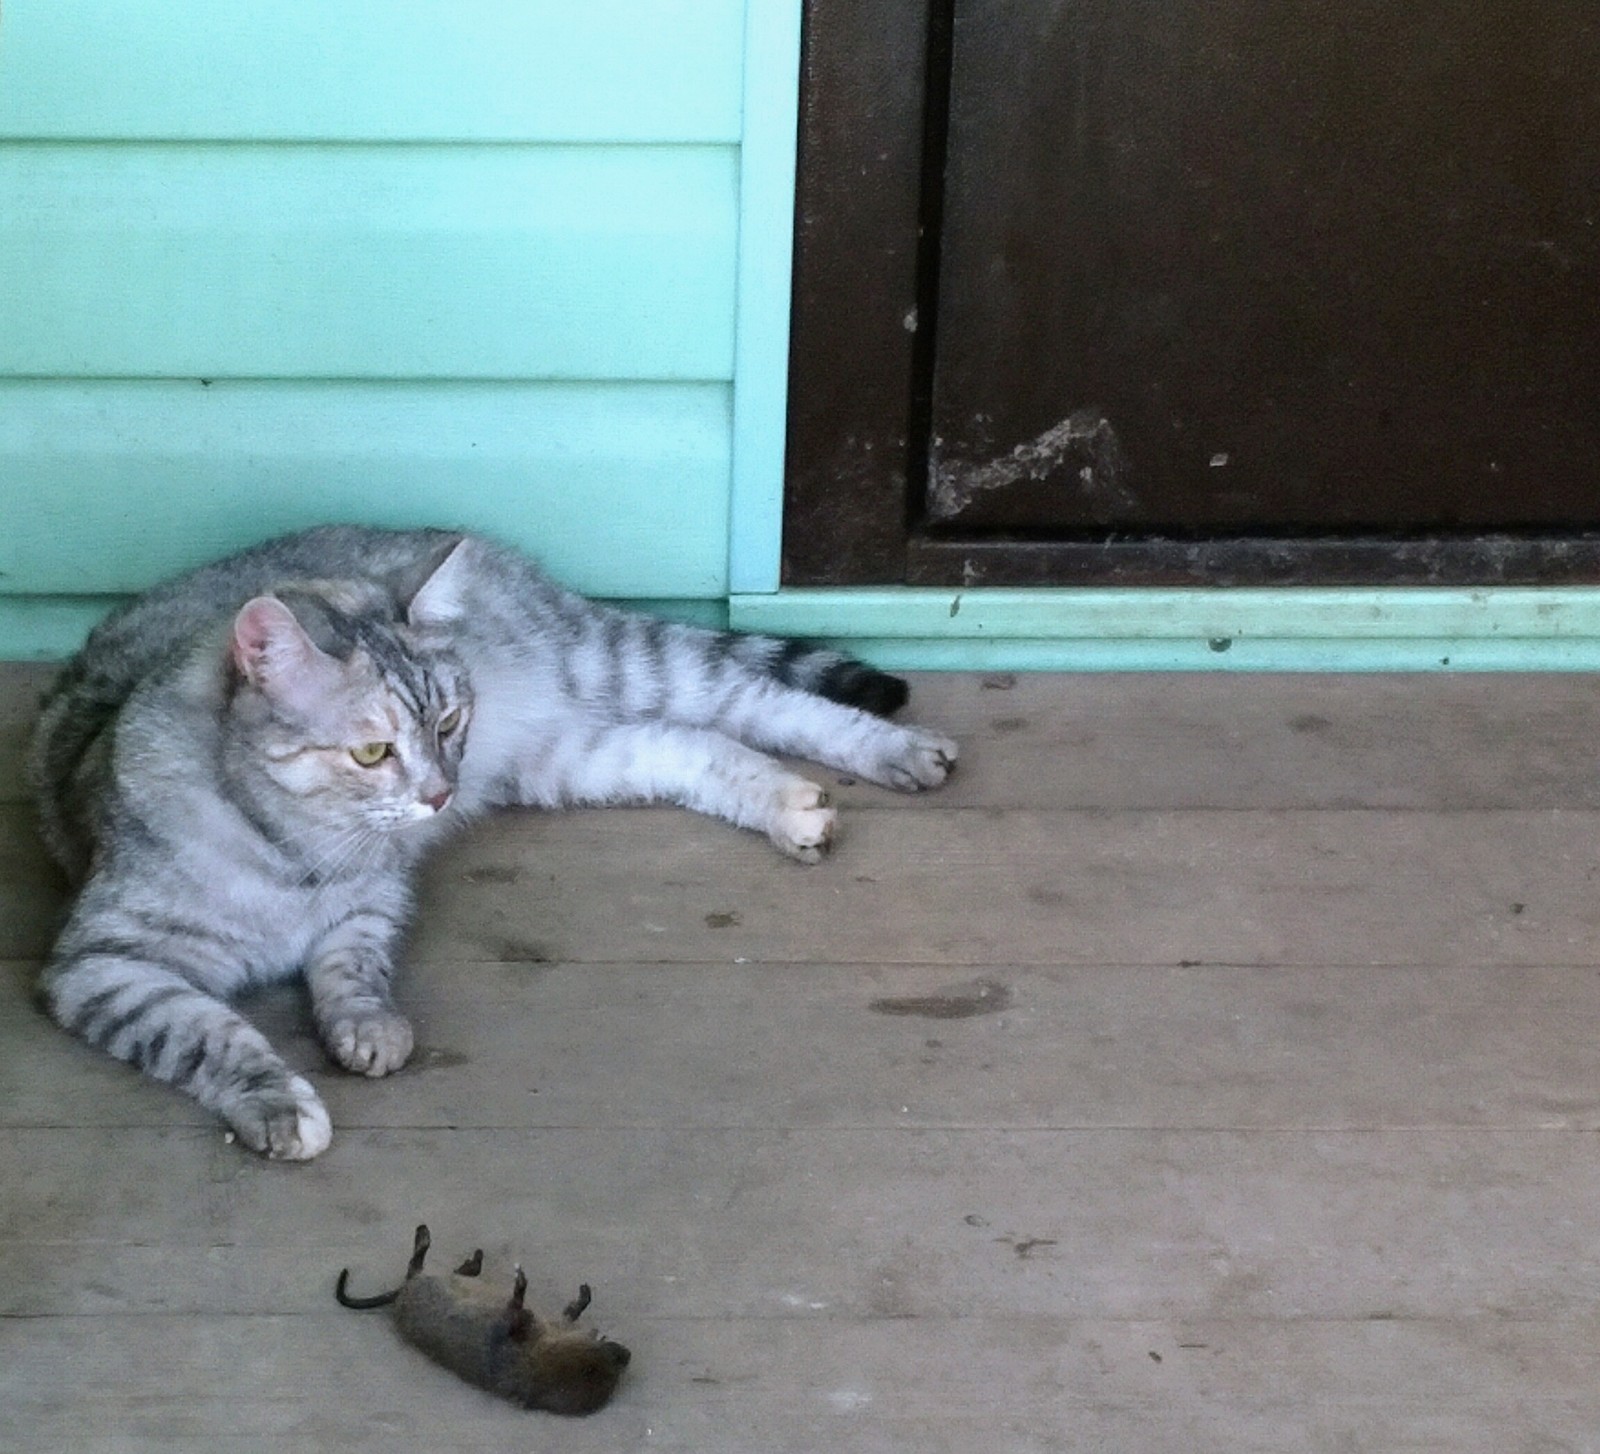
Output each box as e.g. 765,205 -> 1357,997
437,707 -> 462,735
349,741 -> 392,767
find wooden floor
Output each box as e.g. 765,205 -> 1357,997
6,666 -> 1600,1452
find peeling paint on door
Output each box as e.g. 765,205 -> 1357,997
929,409 -> 1131,519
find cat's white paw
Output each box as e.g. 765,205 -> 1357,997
323,1008 -> 414,1078
769,780 -> 837,864
875,727 -> 959,792
230,1074 -> 333,1161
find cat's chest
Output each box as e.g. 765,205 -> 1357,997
213,871 -> 405,977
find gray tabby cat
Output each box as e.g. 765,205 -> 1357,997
29,526 -> 956,1160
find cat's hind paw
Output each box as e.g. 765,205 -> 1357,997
876,727 -> 959,792
769,780 -> 837,865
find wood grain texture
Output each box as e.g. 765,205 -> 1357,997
8,669 -> 1600,1450
0,0 -> 744,143
9,1314 -> 1599,1453
0,381 -> 733,597
0,800 -> 1591,967
5,1123 -> 1600,1322
7,958 -> 1600,1136
0,144 -> 736,381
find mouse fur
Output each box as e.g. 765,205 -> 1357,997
336,1224 -> 631,1415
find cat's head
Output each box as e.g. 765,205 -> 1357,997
222,574 -> 473,837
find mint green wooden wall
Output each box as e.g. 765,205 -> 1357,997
0,0 -> 797,656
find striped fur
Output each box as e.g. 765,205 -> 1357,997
29,526 -> 956,1158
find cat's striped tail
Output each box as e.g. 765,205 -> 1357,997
727,635 -> 910,718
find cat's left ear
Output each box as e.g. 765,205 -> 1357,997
406,538 -> 474,626
230,596 -> 342,711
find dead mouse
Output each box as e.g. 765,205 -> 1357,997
335,1224 -> 631,1414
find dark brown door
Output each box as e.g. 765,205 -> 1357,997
786,1 -> 1600,586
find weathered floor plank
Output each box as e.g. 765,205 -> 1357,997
7,960 -> 1600,1134
6,1314 -> 1600,1454
5,1125 -> 1600,1322
3,803 -> 1595,966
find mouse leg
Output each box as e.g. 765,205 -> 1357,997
502,1266 -> 533,1342
562,1283 -> 592,1322
454,1249 -> 484,1277
406,1224 -> 432,1279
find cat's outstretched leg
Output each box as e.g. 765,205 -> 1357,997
496,719 -> 840,862
532,606 -> 958,791
305,911 -> 414,1077
39,948 -> 332,1159
687,675 -> 958,793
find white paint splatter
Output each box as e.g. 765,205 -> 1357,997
929,409 -> 1130,518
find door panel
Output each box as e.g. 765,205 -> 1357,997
929,0 -> 1600,535
787,0 -> 1600,586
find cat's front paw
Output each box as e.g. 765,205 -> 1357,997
769,779 -> 837,864
875,727 -> 959,792
229,1073 -> 333,1161
322,1008 -> 415,1078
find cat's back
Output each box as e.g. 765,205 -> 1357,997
69,525 -> 464,688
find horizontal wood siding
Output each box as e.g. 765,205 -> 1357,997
0,144 -> 737,382
0,0 -> 743,142
0,381 -> 731,596
0,144 -> 736,381
0,0 -> 755,635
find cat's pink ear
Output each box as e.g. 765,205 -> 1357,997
407,538 -> 473,626
230,596 -> 334,707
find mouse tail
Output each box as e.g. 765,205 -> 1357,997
334,1268 -> 402,1309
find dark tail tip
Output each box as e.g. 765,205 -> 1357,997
817,660 -> 910,718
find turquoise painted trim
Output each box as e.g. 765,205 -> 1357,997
728,588 -> 1600,671
727,0 -> 803,595
730,587 -> 1600,639
825,638 -> 1600,673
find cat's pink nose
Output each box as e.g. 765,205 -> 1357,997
424,789 -> 452,813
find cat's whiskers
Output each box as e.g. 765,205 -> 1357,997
289,820 -> 382,886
